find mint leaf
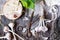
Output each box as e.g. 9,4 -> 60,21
20,0 -> 35,9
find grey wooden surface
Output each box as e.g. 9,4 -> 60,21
0,0 -> 60,40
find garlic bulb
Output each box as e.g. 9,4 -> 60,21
3,0 -> 22,20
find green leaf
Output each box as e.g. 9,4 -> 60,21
20,0 -> 28,8
20,0 -> 35,9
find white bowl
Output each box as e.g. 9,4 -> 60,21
3,0 -> 22,20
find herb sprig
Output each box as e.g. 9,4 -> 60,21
20,0 -> 35,9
